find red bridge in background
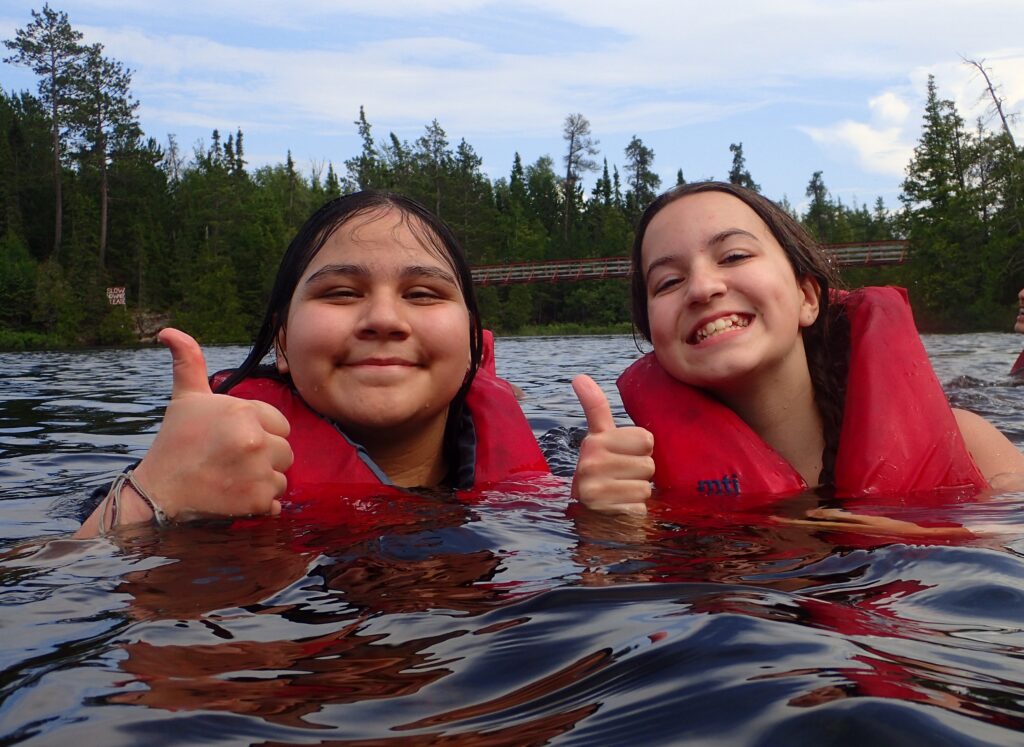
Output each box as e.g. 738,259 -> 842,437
471,241 -> 908,285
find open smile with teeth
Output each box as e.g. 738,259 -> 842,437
692,314 -> 751,344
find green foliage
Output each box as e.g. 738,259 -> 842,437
177,246 -> 250,343
899,75 -> 1023,329
623,136 -> 660,221
32,257 -> 81,340
728,142 -> 759,192
501,284 -> 534,331
0,230 -> 37,326
562,281 -> 630,326
510,321 -> 633,337
95,303 -> 134,345
0,325 -> 61,349
1,30 -> 1018,349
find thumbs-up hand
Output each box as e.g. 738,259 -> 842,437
570,374 -> 654,515
126,328 -> 293,522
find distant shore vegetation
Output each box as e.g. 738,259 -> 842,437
1,7 -> 1021,350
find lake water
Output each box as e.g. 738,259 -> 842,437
2,333 -> 1024,746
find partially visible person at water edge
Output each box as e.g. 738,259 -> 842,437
76,191 -> 549,538
1012,286 -> 1024,377
571,181 -> 1024,516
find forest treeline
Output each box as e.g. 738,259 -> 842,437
1,6 -> 1021,348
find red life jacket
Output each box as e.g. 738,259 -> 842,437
215,337 -> 549,506
1012,348 -> 1024,377
617,286 -> 987,505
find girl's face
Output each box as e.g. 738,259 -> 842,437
642,191 -> 820,394
276,208 -> 471,447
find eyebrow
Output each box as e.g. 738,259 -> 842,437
644,227 -> 761,284
304,263 -> 458,286
708,228 -> 759,245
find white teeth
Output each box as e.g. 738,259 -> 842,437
695,314 -> 749,342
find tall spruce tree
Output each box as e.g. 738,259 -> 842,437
623,135 -> 660,220
728,142 -> 759,192
900,75 -> 988,327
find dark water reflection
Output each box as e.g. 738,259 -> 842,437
2,333 -> 1024,745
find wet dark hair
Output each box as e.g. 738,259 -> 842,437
217,190 -> 483,472
629,181 -> 848,484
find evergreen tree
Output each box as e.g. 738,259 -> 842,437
592,159 -> 613,207
561,113 -> 599,239
728,142 -> 759,192
509,152 -> 527,207
346,105 -> 381,189
232,128 -> 246,176
71,42 -> 139,267
900,75 -> 989,327
525,155 -> 561,242
4,4 -> 86,257
623,135 -> 660,220
0,90 -> 53,261
415,119 -> 452,216
325,162 -> 341,197
612,166 -> 623,209
804,171 -> 831,241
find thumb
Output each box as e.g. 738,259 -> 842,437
572,374 -> 616,434
159,327 -> 213,398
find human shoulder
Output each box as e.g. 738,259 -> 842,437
953,408 -> 1024,488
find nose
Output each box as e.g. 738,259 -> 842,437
356,292 -> 412,339
685,258 -> 727,305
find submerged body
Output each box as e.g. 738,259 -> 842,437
218,362 -> 548,501
617,286 -> 987,503
572,183 -> 1024,515
77,192 -> 549,539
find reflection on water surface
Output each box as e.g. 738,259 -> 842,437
1,333 -> 1024,745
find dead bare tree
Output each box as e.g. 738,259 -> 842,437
963,56 -> 1017,148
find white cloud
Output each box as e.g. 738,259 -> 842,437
802,120 -> 912,177
869,92 -> 911,126
6,1 -> 1024,202
800,48 -> 1024,185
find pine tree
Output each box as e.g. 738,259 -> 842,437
71,42 -> 139,267
561,113 -> 599,239
4,4 -> 86,257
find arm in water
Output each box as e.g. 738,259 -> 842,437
75,329 -> 293,538
570,374 -> 655,515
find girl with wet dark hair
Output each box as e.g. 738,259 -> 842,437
571,182 -> 1024,514
78,192 -> 548,537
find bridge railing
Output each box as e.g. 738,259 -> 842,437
470,241 -> 907,285
826,241 -> 908,266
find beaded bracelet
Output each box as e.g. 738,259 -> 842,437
101,469 -> 168,533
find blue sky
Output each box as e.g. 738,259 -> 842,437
2,1 -> 1023,211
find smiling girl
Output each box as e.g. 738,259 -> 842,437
78,192 -> 548,537
572,181 -> 1024,514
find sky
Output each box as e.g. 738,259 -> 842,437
2,1 -> 1023,212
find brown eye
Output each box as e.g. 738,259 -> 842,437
653,276 -> 683,294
